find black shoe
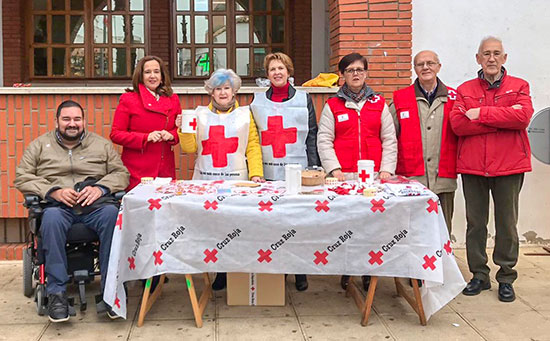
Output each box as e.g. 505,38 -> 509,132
498,283 -> 515,302
295,274 -> 308,291
408,278 -> 423,288
462,278 -> 491,296
106,305 -> 121,320
212,272 -> 227,291
48,292 -> 69,323
362,276 -> 371,291
340,275 -> 350,290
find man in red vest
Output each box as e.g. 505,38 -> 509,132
390,50 -> 458,235
450,37 -> 533,303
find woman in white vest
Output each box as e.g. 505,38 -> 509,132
250,53 -> 321,292
176,68 -> 264,290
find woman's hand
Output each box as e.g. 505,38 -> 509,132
331,169 -> 346,181
251,176 -> 265,183
378,171 -> 391,180
175,114 -> 182,128
160,130 -> 174,141
147,131 -> 163,142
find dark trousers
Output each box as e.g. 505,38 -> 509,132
438,191 -> 455,235
41,205 -> 118,295
462,173 -> 524,284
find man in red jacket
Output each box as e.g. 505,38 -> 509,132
450,37 -> 533,302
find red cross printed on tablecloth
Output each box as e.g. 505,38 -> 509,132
261,116 -> 297,158
153,250 -> 163,266
204,200 -> 218,210
203,249 -> 218,263
422,254 -> 437,271
116,213 -> 123,230
368,250 -> 384,265
359,169 -> 371,182
258,200 -> 273,212
313,250 -> 329,265
148,198 -> 162,210
201,125 -> 239,167
128,256 -> 135,270
257,249 -> 273,263
114,295 -> 121,309
370,199 -> 385,213
444,240 -> 452,255
427,198 -> 439,214
315,200 -> 330,212
189,117 -> 197,131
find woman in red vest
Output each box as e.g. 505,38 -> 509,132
110,55 -> 180,191
317,53 -> 397,290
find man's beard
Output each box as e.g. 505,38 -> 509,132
58,127 -> 84,141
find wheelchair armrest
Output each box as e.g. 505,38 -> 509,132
113,191 -> 126,201
24,194 -> 41,208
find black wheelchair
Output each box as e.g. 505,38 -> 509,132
22,192 -> 124,316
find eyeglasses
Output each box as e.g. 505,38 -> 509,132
344,68 -> 366,75
414,61 -> 439,68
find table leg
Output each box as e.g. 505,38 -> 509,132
185,274 -> 213,328
394,277 -> 427,326
137,274 -> 166,327
345,276 -> 379,326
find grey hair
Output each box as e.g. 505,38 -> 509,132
204,68 -> 242,95
478,36 -> 504,54
413,50 -> 440,65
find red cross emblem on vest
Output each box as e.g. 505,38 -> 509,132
261,116 -> 297,158
201,125 -> 239,167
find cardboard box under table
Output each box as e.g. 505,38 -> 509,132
227,273 -> 285,306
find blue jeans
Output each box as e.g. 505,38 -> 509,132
41,205 -> 118,295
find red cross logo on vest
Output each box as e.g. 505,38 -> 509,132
422,254 -> 436,270
444,240 -> 452,255
368,250 -> 383,265
203,249 -> 218,263
367,94 -> 381,103
128,256 -> 136,270
427,198 -> 438,214
359,170 -> 371,182
189,117 -> 197,131
314,250 -> 329,265
116,213 -> 123,230
257,249 -> 273,263
261,116 -> 297,158
448,89 -> 457,101
153,250 -> 163,266
201,125 -> 239,167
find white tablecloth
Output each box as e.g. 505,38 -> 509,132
104,180 -> 465,320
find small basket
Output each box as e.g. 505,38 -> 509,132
301,169 -> 326,186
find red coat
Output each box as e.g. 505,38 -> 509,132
110,84 -> 181,190
449,70 -> 533,177
327,96 -> 384,172
393,84 -> 457,178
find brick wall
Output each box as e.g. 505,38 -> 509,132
149,0 -> 171,64
328,0 -> 412,99
2,0 -> 25,86
291,0 -> 312,85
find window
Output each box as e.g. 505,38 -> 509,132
173,0 -> 288,79
29,0 -> 147,79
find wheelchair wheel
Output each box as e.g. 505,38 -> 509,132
35,284 -> 47,316
22,247 -> 34,298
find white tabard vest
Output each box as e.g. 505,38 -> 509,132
193,105 -> 250,180
250,90 -> 309,180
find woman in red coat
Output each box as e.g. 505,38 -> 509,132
110,56 -> 181,190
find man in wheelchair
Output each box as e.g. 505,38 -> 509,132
14,100 -> 129,323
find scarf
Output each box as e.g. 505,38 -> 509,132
211,97 -> 236,113
338,83 -> 375,103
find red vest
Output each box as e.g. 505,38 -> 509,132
392,84 -> 458,178
327,95 -> 385,173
